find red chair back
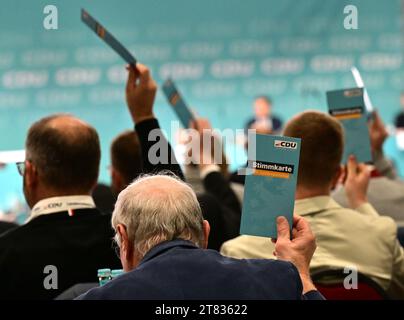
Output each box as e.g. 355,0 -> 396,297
312,269 -> 390,300
315,282 -> 385,300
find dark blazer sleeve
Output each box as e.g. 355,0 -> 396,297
288,261 -> 325,300
302,290 -> 326,300
272,116 -> 283,132
135,118 -> 184,180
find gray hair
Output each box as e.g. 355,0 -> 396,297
111,173 -> 204,258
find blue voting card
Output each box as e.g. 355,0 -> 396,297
240,134 -> 301,238
326,87 -> 372,164
351,66 -> 374,114
162,79 -> 196,128
81,9 -> 137,65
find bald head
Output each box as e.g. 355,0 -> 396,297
46,115 -> 92,136
112,174 -> 205,259
26,113 -> 100,193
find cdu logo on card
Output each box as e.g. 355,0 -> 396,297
274,140 -> 298,150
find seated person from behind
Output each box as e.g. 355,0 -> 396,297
0,115 -> 121,299
221,111 -> 404,299
109,130 -> 143,195
78,65 -> 322,300
93,131 -> 143,214
78,174 -> 323,300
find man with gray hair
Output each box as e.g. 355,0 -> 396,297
78,172 -> 323,300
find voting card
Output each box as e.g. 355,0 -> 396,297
0,150 -> 25,164
327,87 -> 372,163
240,134 -> 301,238
162,79 -> 195,128
81,9 -> 137,65
351,66 -> 374,114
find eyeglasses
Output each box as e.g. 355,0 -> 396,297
16,162 -> 25,176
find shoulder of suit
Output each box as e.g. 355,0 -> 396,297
0,208 -> 109,242
221,235 -> 274,258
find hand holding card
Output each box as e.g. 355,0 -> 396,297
240,134 -> 301,238
162,79 -> 196,128
327,87 -> 372,164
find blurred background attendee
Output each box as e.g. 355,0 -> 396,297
244,96 -> 283,135
222,111 -> 404,299
117,63 -> 242,250
230,110 -> 276,186
92,183 -> 115,215
93,130 -> 143,214
0,163 -> 18,234
333,111 -> 404,227
394,92 -> 404,130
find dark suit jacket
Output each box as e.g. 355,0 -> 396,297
78,239 -> 323,300
0,208 -> 121,300
245,115 -> 283,133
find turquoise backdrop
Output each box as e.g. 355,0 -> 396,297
0,0 -> 403,213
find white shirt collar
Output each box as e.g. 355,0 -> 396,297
28,195 -> 96,223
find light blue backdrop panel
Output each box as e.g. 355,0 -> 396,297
0,0 -> 403,211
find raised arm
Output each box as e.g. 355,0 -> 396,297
191,118 -> 241,214
369,111 -> 398,179
125,64 -> 184,180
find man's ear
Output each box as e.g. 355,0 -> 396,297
331,164 -> 344,190
116,224 -> 133,259
24,161 -> 38,188
202,220 -> 210,249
